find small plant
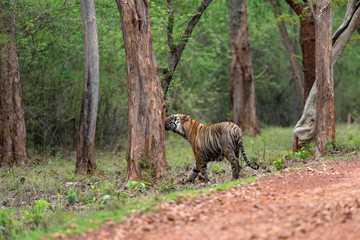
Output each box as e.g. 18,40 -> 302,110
115,190 -> 129,200
0,209 -> 20,239
23,200 -> 48,229
352,110 -> 359,119
80,195 -> 96,205
295,148 -> 310,160
55,152 -> 64,161
62,213 -> 76,224
212,163 -> 224,174
127,181 -> 145,190
100,180 -> 116,195
99,195 -> 111,204
325,141 -> 336,155
66,190 -> 77,206
127,181 -> 150,196
286,149 -> 293,157
158,177 -> 177,193
272,158 -> 284,170
90,183 -> 99,198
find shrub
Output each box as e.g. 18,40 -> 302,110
23,200 -> 48,229
0,209 -> 20,239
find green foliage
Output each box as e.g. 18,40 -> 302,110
0,209 -> 20,239
272,158 -> 284,171
62,213 -> 76,224
325,124 -> 360,155
276,13 -> 299,25
6,0 -> 359,157
66,190 -> 77,206
158,177 -> 177,193
15,0 -> 126,153
22,200 -> 48,229
212,163 -> 224,174
115,190 -> 129,201
127,181 -> 150,196
90,184 -> 100,198
295,148 -> 311,160
80,195 -> 96,205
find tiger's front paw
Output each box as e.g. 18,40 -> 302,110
179,178 -> 187,185
184,177 -> 196,184
198,174 -> 210,182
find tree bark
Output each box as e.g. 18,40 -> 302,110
270,0 -> 304,104
285,0 -> 316,106
116,0 -> 167,181
76,0 -> 99,174
314,0 -> 334,159
228,0 -> 261,136
291,0 -> 360,152
300,12 -> 316,106
0,1 -> 27,167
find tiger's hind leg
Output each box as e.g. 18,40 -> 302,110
235,150 -> 243,177
225,151 -> 240,180
199,163 -> 210,182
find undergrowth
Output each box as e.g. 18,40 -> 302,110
0,125 -> 359,239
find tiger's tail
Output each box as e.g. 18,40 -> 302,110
239,137 -> 259,170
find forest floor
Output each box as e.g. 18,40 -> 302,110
53,156 -> 360,240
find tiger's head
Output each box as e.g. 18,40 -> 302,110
164,114 -> 190,134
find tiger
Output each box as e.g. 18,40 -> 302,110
165,114 -> 259,183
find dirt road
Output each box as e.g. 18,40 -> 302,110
61,157 -> 360,240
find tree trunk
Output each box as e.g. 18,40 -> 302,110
116,0 -> 167,181
270,0 -> 304,104
285,0 -> 316,105
228,0 -> 261,136
314,0 -> 334,159
0,1 -> 27,167
332,0 -> 360,64
300,12 -> 316,106
291,0 -> 360,152
76,0 -> 99,174
315,0 -> 335,159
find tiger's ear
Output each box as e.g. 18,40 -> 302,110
182,114 -> 190,120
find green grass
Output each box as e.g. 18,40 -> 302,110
18,174 -> 259,240
333,124 -> 360,153
1,125 -> 359,240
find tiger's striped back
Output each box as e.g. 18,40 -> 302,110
165,114 -> 259,182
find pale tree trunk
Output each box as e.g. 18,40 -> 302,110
228,0 -> 261,136
270,0 -> 304,104
116,0 -> 167,181
76,0 -> 99,174
292,0 -> 360,153
314,0 -> 334,159
0,1 -> 27,167
332,0 -> 360,64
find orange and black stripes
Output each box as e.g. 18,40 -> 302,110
165,114 -> 259,182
